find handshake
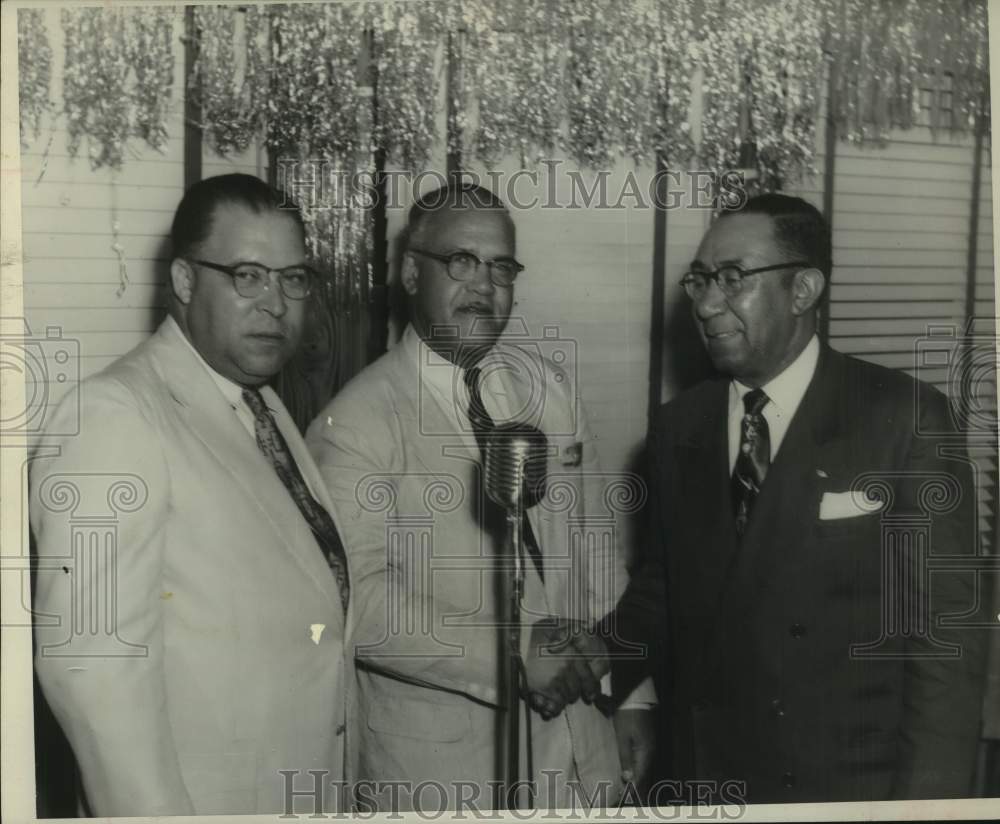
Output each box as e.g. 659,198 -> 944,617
521,617 -> 611,720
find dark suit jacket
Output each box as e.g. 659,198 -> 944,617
608,346 -> 988,803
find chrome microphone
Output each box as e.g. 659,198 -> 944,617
484,422 -> 548,511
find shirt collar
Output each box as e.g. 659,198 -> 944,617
166,314 -> 250,409
402,323 -> 505,415
731,334 -> 820,418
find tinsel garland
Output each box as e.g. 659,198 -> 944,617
567,0 -> 655,167
562,0 -> 700,168
748,0 -> 825,188
265,3 -> 364,158
190,5 -> 269,156
700,0 -> 825,190
464,0 -> 567,166
61,7 -> 175,169
62,8 -> 132,169
17,9 -> 52,148
648,0 -> 699,167
130,8 -> 176,152
362,0 -> 445,169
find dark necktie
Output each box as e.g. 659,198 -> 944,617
464,367 -> 545,581
732,387 -> 771,538
242,387 -> 350,612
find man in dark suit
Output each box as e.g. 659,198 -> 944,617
527,193 -> 988,803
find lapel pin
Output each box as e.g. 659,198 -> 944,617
816,469 -> 829,478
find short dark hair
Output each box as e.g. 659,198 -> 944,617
725,193 -> 832,278
406,181 -> 511,247
170,173 -> 305,259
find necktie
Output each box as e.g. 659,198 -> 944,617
242,387 -> 350,612
732,387 -> 771,538
464,367 -> 545,581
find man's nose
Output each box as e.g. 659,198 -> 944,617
693,278 -> 727,320
466,263 -> 496,295
258,273 -> 288,317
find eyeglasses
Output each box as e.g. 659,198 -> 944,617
680,261 -> 811,299
409,248 -> 524,287
191,259 -> 316,301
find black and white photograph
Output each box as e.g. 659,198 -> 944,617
1,0 -> 998,821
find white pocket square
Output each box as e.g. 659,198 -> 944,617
819,490 -> 885,521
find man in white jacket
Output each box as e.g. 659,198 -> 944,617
308,182 -> 654,812
31,174 -> 354,817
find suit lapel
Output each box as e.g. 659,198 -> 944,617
726,346 -> 847,591
148,321 -> 341,610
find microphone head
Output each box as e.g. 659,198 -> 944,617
484,422 -> 548,510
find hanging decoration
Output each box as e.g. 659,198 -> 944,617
129,8 -> 176,152
831,0 -> 920,144
62,8 -> 132,169
43,0 -> 990,189
190,5 -> 269,156
566,0 -> 653,167
933,0 -> 990,135
699,0 -> 826,191
17,9 -> 53,148
265,3 -> 364,159
647,0 -> 700,167
466,0 -> 566,166
746,0 -> 826,188
60,7 -> 177,169
363,0 -> 447,170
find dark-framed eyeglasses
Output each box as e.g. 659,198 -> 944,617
190,259 -> 316,301
409,248 -> 524,288
680,260 -> 812,299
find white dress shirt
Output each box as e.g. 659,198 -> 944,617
727,334 -> 821,472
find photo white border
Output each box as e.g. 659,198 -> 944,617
1,0 -> 997,821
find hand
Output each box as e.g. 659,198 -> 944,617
523,618 -> 609,719
614,708 -> 656,791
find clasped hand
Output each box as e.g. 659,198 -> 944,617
522,617 -> 610,720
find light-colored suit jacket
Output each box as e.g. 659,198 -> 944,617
307,325 -> 627,811
31,318 -> 355,817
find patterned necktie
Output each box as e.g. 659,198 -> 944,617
464,367 -> 545,581
732,387 -> 771,538
242,387 -> 350,612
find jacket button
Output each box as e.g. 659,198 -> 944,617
782,772 -> 796,788
790,623 -> 806,638
770,698 -> 785,717
693,698 -> 709,711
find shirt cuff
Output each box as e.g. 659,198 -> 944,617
619,676 -> 658,710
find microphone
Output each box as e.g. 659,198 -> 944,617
484,422 -> 548,511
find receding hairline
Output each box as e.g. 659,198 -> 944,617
407,198 -> 515,249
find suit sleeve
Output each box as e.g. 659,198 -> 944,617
307,407 -> 501,705
599,418 -> 670,707
892,385 -> 988,799
31,381 -> 194,816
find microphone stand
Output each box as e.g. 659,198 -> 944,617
497,503 -> 525,810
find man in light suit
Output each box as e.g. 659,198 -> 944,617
31,174 -> 353,817
307,183 -> 650,812
534,193 -> 988,803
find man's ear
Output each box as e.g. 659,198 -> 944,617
169,258 -> 195,305
791,267 -> 825,316
400,253 -> 420,297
